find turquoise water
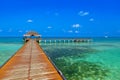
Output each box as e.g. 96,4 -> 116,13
0,37 -> 120,80
0,37 -> 23,67
40,37 -> 120,80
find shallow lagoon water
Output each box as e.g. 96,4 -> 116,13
0,37 -> 23,67
41,38 -> 120,80
0,37 -> 120,80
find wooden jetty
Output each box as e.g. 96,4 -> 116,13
0,31 -> 92,79
0,39 -> 64,79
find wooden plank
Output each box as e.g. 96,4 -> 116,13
0,40 -> 63,80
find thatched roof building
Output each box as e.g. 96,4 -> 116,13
23,31 -> 41,43
23,31 -> 41,36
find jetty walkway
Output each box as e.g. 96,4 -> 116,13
0,39 -> 64,80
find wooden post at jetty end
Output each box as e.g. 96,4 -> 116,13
0,31 -> 65,80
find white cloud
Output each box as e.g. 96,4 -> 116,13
79,11 -> 84,14
27,19 -> 33,23
68,30 -> 73,33
72,24 -> 80,28
89,18 -> 94,21
78,11 -> 89,16
76,24 -> 80,27
84,12 -> 89,15
75,31 -> 79,33
72,24 -> 76,28
48,26 -> 52,29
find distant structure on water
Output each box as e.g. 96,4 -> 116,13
23,31 -> 41,43
23,31 -> 92,43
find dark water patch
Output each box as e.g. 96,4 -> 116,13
41,44 -> 107,79
43,46 -> 98,59
0,37 -> 23,44
54,59 -> 110,80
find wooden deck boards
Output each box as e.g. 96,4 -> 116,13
0,40 -> 63,80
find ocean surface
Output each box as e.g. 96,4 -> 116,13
0,37 -> 120,80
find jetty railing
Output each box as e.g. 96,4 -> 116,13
39,38 -> 92,43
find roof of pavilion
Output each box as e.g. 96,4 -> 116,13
23,31 -> 41,37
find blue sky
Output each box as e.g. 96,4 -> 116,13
0,0 -> 120,37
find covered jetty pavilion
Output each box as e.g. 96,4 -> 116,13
23,31 -> 41,43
